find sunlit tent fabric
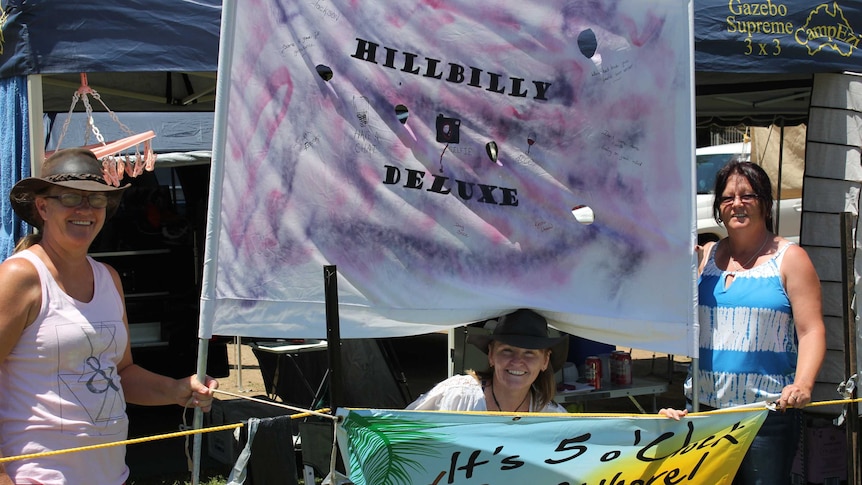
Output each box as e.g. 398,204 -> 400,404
201,0 -> 698,356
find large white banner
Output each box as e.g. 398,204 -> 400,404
202,0 -> 697,356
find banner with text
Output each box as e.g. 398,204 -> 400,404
337,408 -> 768,485
204,0 -> 696,355
694,0 -> 862,72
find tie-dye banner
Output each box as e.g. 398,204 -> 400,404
336,408 -> 767,485
202,0 -> 696,355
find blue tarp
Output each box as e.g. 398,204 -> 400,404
45,112 -> 215,154
1,1 -> 860,76
0,76 -> 30,260
0,0 -> 221,78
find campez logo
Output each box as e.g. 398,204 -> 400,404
795,2 -> 861,56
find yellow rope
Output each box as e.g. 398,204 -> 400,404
0,404 -> 332,465
688,396 -> 862,415
213,389 -> 336,419
0,423 -> 242,465
2,396 -> 858,465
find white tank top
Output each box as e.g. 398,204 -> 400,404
0,249 -> 129,484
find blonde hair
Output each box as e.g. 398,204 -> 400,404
13,232 -> 42,253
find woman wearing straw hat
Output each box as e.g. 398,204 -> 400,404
408,309 -> 567,413
0,148 -> 218,485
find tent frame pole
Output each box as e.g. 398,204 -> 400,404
324,265 -> 344,411
191,0 -> 239,482
840,212 -> 859,485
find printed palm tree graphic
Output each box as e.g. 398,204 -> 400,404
343,411 -> 453,485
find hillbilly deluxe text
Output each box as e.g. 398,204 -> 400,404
351,38 -> 553,101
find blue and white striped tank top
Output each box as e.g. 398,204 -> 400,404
687,241 -> 796,408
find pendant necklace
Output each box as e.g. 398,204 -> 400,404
491,381 -> 531,412
731,233 -> 770,273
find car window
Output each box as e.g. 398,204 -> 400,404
696,153 -> 730,194
695,153 -> 749,195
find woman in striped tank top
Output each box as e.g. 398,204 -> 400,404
666,160 -> 826,485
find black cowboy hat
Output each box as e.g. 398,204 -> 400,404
10,148 -> 128,228
468,308 -> 568,372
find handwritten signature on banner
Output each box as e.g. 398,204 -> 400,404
336,408 -> 768,485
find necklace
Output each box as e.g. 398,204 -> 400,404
491,381 -> 531,412
730,233 -> 770,272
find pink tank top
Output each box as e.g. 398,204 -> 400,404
0,250 -> 129,484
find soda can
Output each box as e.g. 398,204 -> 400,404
585,355 -> 602,390
610,351 -> 622,384
618,351 -> 632,386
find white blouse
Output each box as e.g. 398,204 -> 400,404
406,374 -> 566,413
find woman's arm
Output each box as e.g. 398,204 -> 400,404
0,258 -> 42,484
780,244 -> 826,408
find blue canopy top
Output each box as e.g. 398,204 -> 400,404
1,0 -> 860,77
0,0 -> 221,77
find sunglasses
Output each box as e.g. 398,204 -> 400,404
43,193 -> 110,209
718,193 -> 758,206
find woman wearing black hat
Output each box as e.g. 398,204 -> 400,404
407,309 -> 567,413
0,148 -> 218,484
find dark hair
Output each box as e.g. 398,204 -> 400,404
712,160 -> 773,232
473,341 -> 558,410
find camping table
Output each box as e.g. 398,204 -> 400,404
249,340 -> 329,405
554,377 -> 668,413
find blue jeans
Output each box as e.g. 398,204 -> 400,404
733,408 -> 801,485
687,402 -> 801,485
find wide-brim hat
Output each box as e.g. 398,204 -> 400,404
468,308 -> 568,372
10,148 -> 128,228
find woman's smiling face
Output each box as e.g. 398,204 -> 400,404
488,341 -> 550,389
719,173 -> 765,230
35,189 -> 107,247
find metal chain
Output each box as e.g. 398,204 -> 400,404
54,91 -> 82,152
51,76 -> 154,184
80,94 -> 103,145
92,91 -> 136,137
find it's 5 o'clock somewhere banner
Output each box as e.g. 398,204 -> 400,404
336,407 -> 768,484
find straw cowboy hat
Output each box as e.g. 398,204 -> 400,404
10,148 -> 128,228
468,308 -> 569,372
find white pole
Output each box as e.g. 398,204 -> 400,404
26,75 -> 45,174
192,0 -> 239,482
686,0 -> 700,412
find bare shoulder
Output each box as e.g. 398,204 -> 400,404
0,255 -> 41,289
0,256 -> 42,337
778,240 -> 819,282
780,240 -> 814,264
